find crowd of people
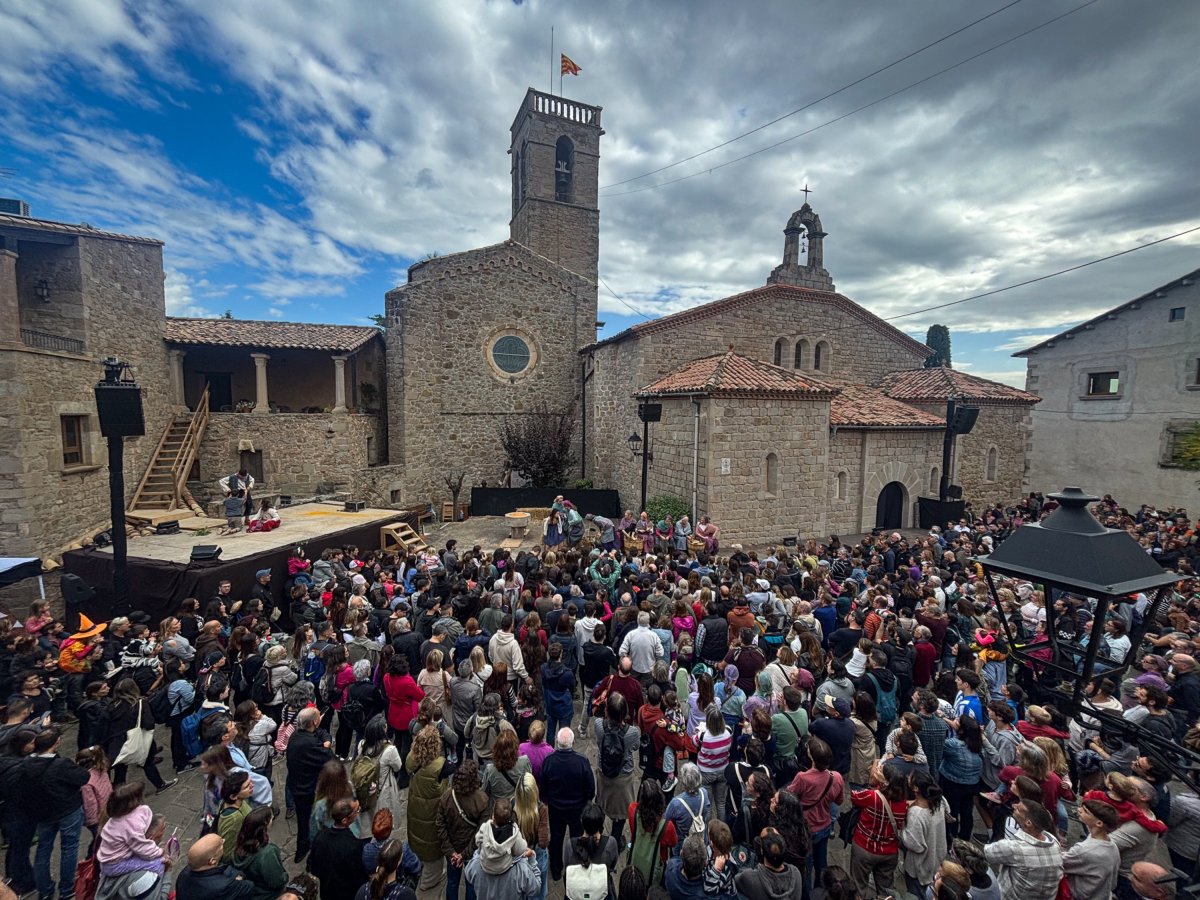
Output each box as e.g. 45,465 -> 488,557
0,492 -> 1198,900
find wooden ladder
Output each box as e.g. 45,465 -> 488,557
128,384 -> 210,513
380,522 -> 431,555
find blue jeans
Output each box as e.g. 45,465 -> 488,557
535,846 -> 548,900
803,822 -> 833,900
545,712 -> 570,745
445,856 -> 477,900
35,805 -> 84,899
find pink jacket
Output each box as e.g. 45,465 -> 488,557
97,806 -> 163,867
331,663 -> 355,711
81,769 -> 113,827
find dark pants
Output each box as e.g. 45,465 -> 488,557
113,740 -> 165,789
942,778 -> 976,841
335,710 -> 355,758
35,805 -> 83,900
445,856 -> 477,900
548,806 -> 583,880
293,789 -> 316,860
168,713 -> 191,771
6,814 -> 36,894
392,727 -> 413,788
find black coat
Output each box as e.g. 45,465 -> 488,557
286,728 -> 333,796
5,754 -> 89,822
103,698 -> 154,762
307,826 -> 368,900
175,865 -> 257,900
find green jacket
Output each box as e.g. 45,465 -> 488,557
406,755 -> 448,862
231,844 -> 289,900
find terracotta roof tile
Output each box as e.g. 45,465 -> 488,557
165,317 -> 381,353
875,367 -> 1040,405
636,352 -> 838,399
0,212 -> 162,245
826,381 -> 945,429
589,283 -> 931,359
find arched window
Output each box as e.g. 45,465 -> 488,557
835,470 -> 848,500
773,339 -> 784,366
794,339 -> 808,370
930,467 -> 940,494
814,340 -> 832,373
986,446 -> 999,482
555,136 -> 574,202
764,453 -> 779,497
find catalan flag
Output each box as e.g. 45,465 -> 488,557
561,53 -> 581,76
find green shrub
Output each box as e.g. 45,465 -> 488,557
646,495 -> 690,523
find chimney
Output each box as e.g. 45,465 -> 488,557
0,198 -> 30,217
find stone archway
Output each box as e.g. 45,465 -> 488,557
875,481 -> 906,530
862,460 -> 923,531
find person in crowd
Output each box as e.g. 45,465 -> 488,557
733,828 -> 805,900
627,779 -> 677,888
175,833 -> 256,900
983,800 -> 1063,900
406,725 -> 451,897
355,838 -> 417,900
541,726 -> 596,881
287,706 -> 334,863
437,758 -> 489,900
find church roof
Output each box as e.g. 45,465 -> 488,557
165,317 -> 381,353
826,381 -> 945,429
875,366 -> 1040,406
587,283 -> 931,358
1011,266 -> 1200,357
636,352 -> 838,400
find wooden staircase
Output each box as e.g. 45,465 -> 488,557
128,384 -> 210,517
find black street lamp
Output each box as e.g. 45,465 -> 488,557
94,357 -> 145,615
628,403 -> 660,513
975,487 -> 1197,790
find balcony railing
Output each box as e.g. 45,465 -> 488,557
526,89 -> 602,126
21,328 -> 85,354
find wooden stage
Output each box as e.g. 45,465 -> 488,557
95,502 -> 402,564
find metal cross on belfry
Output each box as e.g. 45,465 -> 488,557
801,183 -> 812,202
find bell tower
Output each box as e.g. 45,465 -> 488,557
509,88 -> 603,288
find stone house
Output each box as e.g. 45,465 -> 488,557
1016,268 -> 1200,508
0,212 -> 174,556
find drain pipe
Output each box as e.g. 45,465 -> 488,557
691,396 -> 701,521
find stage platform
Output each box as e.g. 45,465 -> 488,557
63,502 -> 406,622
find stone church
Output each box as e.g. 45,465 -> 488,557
381,87 -> 1038,538
0,87 -> 1038,559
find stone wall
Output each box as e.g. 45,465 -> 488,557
196,412 -> 384,502
0,236 -> 174,557
16,240 -> 86,346
703,397 -> 830,542
386,242 -> 594,510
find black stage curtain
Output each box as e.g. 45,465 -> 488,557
917,497 -> 966,530
470,487 -> 621,518
62,514 -> 403,624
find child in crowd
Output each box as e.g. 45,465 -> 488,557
475,798 -> 534,876
704,820 -> 739,895
77,745 -> 113,855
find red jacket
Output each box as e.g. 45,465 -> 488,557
383,673 -> 424,731
913,641 -> 938,688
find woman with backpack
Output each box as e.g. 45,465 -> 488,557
593,693 -> 639,851
626,779 -> 677,888
848,692 -> 879,789
435,759 -> 488,900
359,715 -> 405,828
466,693 -> 515,766
562,803 -> 618,900
663,763 -> 711,854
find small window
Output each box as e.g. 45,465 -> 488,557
61,415 -> 86,467
1086,371 -> 1120,396
794,340 -> 806,370
764,452 -> 779,497
1169,307 -> 1185,322
835,470 -> 848,500
1194,358 -> 1200,386
814,340 -> 832,373
986,447 -> 999,482
390,489 -> 402,504
773,339 -> 784,367
554,136 -> 574,202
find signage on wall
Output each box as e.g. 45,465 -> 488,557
720,458 -> 731,475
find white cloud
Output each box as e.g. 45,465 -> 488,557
163,269 -> 215,318
267,306 -> 286,318
993,333 -> 1063,353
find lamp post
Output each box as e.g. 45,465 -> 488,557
975,486 -> 1196,792
628,401 -> 661,513
94,358 -> 145,615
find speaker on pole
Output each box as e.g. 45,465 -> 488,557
949,406 -> 979,435
638,402 -> 662,423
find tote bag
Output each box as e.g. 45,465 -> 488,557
114,701 -> 153,767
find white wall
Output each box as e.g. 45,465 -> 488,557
1022,275 -> 1200,508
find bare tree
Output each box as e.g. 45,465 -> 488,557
443,470 -> 466,519
499,405 -> 576,487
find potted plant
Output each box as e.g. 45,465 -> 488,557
234,399 -> 255,413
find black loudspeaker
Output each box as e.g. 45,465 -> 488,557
344,500 -> 366,512
638,402 -> 662,423
94,384 -> 146,438
947,484 -> 963,499
60,573 -> 96,631
155,522 -> 181,535
949,406 -> 979,435
190,544 -> 222,561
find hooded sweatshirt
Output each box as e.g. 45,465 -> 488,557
487,630 -> 528,681
734,863 -> 805,900
475,820 -> 527,875
97,806 -> 165,874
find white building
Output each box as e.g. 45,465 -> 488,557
1016,268 -> 1200,508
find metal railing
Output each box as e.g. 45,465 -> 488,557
20,328 -> 85,354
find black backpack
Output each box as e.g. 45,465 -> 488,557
250,667 -> 274,707
340,697 -> 368,732
600,725 -> 625,778
148,683 -> 173,723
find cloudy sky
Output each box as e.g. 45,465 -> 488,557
2,0 -> 1198,386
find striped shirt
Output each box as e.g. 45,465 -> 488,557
696,727 -> 733,773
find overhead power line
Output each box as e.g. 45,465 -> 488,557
599,274 -> 654,320
602,0 -> 1104,199
601,0 -> 1029,190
